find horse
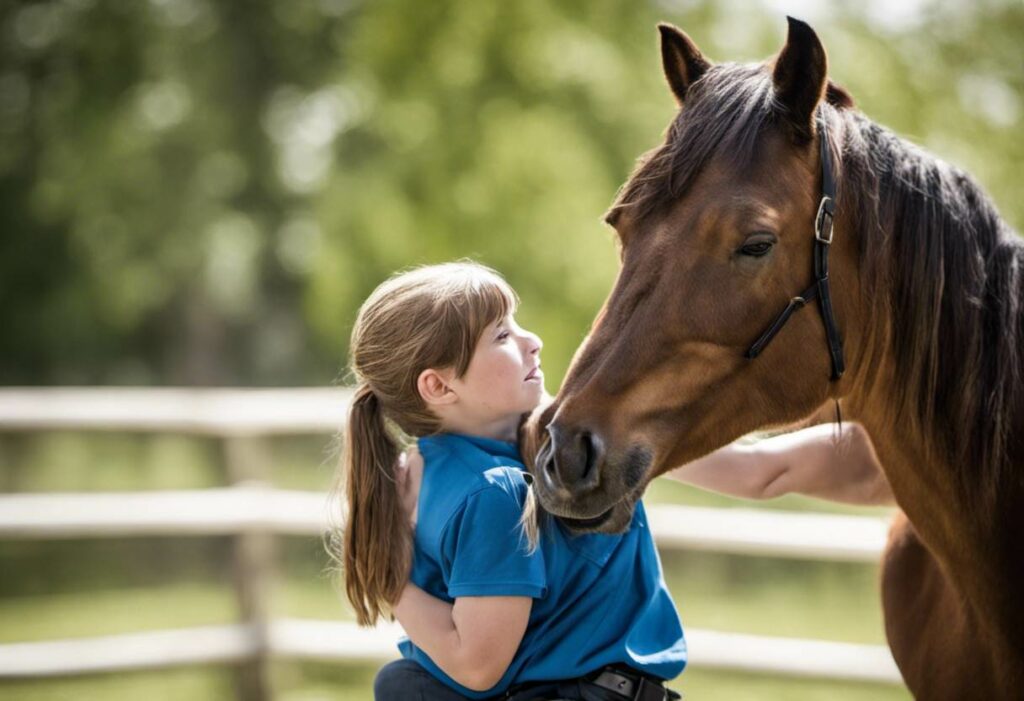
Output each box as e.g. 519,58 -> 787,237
522,17 -> 1024,699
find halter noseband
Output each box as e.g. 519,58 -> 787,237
745,112 -> 845,380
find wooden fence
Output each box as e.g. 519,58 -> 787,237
0,388 -> 903,697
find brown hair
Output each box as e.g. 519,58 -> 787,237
332,261 -> 518,626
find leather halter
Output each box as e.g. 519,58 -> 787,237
745,113 -> 845,380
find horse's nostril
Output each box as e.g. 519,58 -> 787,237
539,427 -> 562,492
580,432 -> 596,481
542,450 -> 557,476
542,423 -> 603,494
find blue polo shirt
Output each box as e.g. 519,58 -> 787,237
398,432 -> 686,698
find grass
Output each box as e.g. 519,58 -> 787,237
0,584 -> 238,643
0,668 -> 235,701
0,663 -> 911,701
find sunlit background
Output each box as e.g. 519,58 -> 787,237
1,0 -> 1021,698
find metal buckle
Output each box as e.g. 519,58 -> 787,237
814,196 -> 834,244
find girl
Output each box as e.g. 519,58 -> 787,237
337,261 -> 891,701
338,261 -> 686,700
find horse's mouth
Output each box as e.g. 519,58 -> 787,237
547,492 -> 641,534
557,506 -> 616,530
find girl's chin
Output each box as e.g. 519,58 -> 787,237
511,398 -> 543,419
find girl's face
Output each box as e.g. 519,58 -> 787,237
451,314 -> 545,423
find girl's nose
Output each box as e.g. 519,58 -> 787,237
527,332 -> 542,355
517,331 -> 541,358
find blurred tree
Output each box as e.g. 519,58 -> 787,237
0,0 -> 1020,387
0,0 -> 354,385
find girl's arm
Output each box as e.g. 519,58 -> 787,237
665,422 -> 894,506
393,447 -> 531,692
392,586 -> 531,691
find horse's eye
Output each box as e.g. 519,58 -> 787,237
738,236 -> 775,257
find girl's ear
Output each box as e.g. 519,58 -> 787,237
417,368 -> 458,406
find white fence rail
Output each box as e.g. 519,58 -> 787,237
0,388 -> 902,690
0,487 -> 890,563
0,619 -> 902,684
0,387 -> 349,435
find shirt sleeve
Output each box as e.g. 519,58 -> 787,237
441,485 -> 547,599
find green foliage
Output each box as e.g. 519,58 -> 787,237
1,0 -> 1020,387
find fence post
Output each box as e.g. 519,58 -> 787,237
224,435 -> 275,701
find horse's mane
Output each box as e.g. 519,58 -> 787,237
610,62 -> 1024,515
841,112 -> 1024,511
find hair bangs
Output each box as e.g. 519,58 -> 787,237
444,264 -> 519,377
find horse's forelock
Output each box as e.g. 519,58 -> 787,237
612,63 -> 780,224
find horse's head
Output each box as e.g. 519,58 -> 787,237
528,18 -> 862,533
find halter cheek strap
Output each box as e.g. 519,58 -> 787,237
745,112 -> 845,381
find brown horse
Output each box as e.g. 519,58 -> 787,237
523,18 -> 1024,699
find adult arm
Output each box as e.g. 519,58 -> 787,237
665,422 -> 894,505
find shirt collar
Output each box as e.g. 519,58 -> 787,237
422,431 -> 522,463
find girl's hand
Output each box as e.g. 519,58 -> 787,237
396,444 -> 424,526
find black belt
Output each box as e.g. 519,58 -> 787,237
590,666 -> 679,701
502,664 -> 681,701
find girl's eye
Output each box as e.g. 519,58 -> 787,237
497,331 -> 510,341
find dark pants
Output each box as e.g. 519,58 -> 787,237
374,658 -> 472,700
373,659 -> 656,701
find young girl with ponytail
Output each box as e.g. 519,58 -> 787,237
335,261 -> 892,701
336,261 -> 685,700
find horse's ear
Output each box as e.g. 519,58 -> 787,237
825,80 -> 855,109
772,16 -> 828,140
659,23 -> 710,106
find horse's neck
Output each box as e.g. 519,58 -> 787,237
855,236 -> 1024,543
857,409 -> 968,556
836,111 -> 1024,663
863,408 -> 1024,654
839,116 -> 1024,540
849,240 -> 1024,656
